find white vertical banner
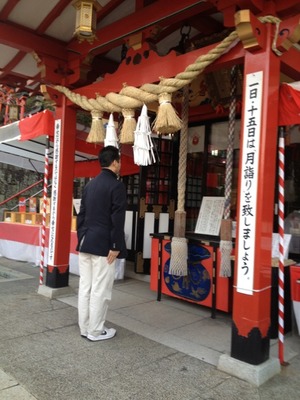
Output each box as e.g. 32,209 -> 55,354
48,120 -> 61,265
237,71 -> 263,295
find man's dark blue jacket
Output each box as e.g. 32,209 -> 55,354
76,169 -> 127,259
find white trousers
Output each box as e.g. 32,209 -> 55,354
78,252 -> 115,336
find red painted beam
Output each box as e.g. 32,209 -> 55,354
67,0 -> 215,57
73,40 -> 244,98
0,51 -> 27,77
0,22 -> 67,61
74,137 -> 139,178
214,0 -> 300,15
75,137 -> 100,156
274,0 -> 300,18
73,155 -> 139,178
36,0 -> 73,35
96,0 -> 124,20
281,47 -> 300,81
0,0 -> 19,20
75,136 -> 135,158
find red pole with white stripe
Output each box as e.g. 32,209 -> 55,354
39,136 -> 50,285
278,127 -> 285,364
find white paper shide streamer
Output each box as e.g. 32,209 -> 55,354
104,113 -> 119,148
133,104 -> 155,166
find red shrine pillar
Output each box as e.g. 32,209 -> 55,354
231,14 -> 280,364
46,96 -> 76,288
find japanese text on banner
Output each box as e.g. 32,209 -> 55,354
237,72 -> 263,295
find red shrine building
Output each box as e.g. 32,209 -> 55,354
0,0 -> 300,384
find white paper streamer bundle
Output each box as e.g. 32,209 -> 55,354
133,104 -> 156,166
104,113 -> 119,148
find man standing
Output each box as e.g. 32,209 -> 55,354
76,146 -> 127,341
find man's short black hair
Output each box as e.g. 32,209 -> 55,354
99,145 -> 120,167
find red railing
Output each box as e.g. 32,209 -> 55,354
0,179 -> 44,207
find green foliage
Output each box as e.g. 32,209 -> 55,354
25,95 -> 55,114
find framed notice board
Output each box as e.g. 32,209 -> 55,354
194,196 -> 225,236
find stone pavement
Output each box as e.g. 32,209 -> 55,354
0,256 -> 300,400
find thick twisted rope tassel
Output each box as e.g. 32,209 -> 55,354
53,18 -> 281,139
220,65 -> 237,278
150,31 -> 239,134
119,85 -> 158,143
152,92 -> 182,134
169,85 -> 189,276
119,108 -> 136,144
106,92 -> 142,144
88,109 -> 104,143
52,30 -> 241,139
159,30 -> 239,91
54,85 -> 105,143
54,85 -> 121,143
